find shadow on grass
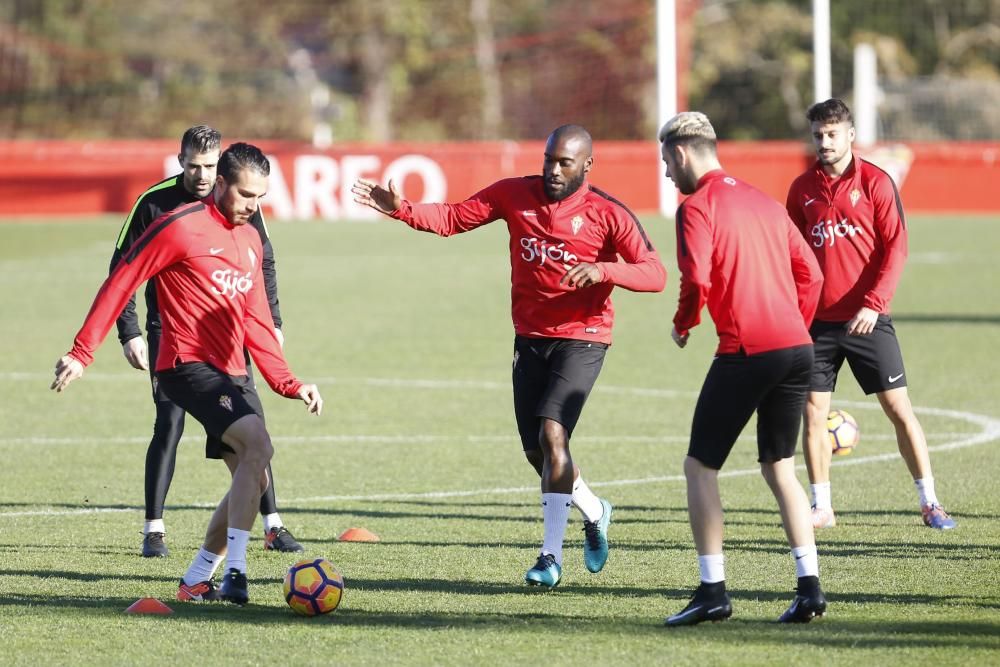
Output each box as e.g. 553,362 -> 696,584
0,592 -> 998,650
724,537 -> 996,561
1,568 -> 178,584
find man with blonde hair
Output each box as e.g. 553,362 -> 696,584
660,112 -> 828,625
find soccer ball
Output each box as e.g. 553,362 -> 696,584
283,558 -> 344,616
827,409 -> 860,456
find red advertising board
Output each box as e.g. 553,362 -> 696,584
0,140 -> 996,218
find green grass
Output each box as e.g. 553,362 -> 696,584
1,214 -> 998,666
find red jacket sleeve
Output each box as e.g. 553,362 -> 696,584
786,214 -> 823,327
785,180 -> 808,233
672,202 -> 712,335
864,173 -> 908,313
243,240 -> 303,399
597,208 -> 667,293
68,217 -> 186,367
390,182 -> 503,236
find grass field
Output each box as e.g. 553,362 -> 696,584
1,214 -> 999,666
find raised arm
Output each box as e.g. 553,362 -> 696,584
352,177 -> 501,237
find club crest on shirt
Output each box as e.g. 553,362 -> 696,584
849,188 -> 861,207
571,215 -> 584,235
219,394 -> 233,412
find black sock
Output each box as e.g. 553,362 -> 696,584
700,580 -> 726,596
797,575 -> 821,596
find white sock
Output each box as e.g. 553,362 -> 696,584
811,482 -> 832,510
144,519 -> 166,534
262,513 -> 283,532
915,477 -> 939,507
225,528 -> 252,574
183,548 -> 225,586
791,545 -> 819,578
571,476 -> 604,523
540,493 -> 572,565
698,553 -> 725,584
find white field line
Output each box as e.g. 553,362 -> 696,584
0,432 -> 979,447
1,378 -> 998,517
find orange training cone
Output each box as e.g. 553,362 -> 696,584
125,597 -> 174,615
338,527 -> 380,542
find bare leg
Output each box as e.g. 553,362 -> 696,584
524,448 -> 580,483
802,391 -> 833,485
220,415 -> 273,532
538,418 -> 574,493
684,456 -> 724,555
760,457 -> 815,549
877,387 -> 932,480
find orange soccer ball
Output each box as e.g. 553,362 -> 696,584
283,558 -> 344,616
827,410 -> 860,456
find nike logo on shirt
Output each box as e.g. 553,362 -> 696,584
804,198 -> 818,207
210,247 -> 224,255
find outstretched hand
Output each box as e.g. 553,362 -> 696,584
51,355 -> 84,392
298,384 -> 323,416
352,178 -> 402,215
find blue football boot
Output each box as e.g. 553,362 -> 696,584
582,498 -> 613,573
524,553 -> 561,589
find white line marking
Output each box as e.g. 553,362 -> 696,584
2,380 -> 998,518
0,432 -> 977,447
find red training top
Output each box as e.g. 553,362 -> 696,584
390,176 -> 666,344
786,155 -> 908,321
67,199 -> 302,398
673,170 -> 823,355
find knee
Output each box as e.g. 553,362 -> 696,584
234,419 -> 273,467
684,455 -> 713,481
538,420 -> 568,451
524,449 -> 544,475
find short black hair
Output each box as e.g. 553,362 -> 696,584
807,98 -> 853,125
180,125 -> 221,155
218,142 -> 270,182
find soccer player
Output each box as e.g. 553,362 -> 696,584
52,143 -> 323,605
659,112 -> 827,626
111,125 -> 304,557
352,125 -> 666,588
786,99 -> 956,530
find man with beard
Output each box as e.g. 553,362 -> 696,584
351,125 -> 666,588
53,143 -> 323,606
786,98 -> 955,530
110,126 -> 304,557
659,112 -> 826,625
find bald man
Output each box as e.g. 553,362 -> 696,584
353,125 -> 666,588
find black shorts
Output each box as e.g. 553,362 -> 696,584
155,362 -> 264,459
809,316 -> 907,394
512,336 -> 608,451
688,344 -> 813,470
